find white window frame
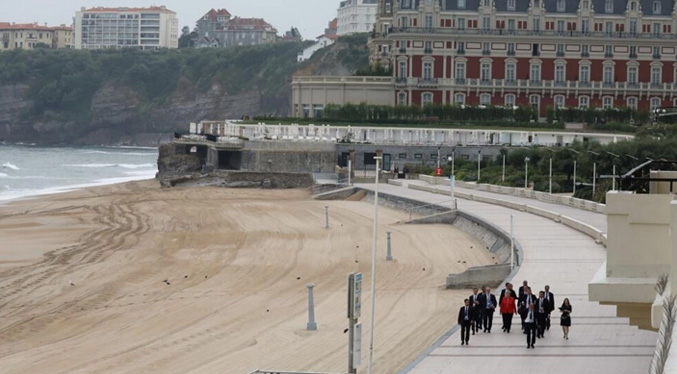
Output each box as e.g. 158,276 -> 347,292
557,0 -> 565,12
507,0 -> 516,11
399,60 -> 407,78
579,96 -> 590,109
506,62 -> 516,82
555,63 -> 565,83
456,62 -> 466,81
554,95 -> 565,109
605,0 -> 613,13
398,91 -> 407,106
480,93 -> 491,106
602,96 -> 613,109
628,65 -> 638,84
651,66 -> 662,85
530,95 -> 540,113
530,63 -> 541,82
653,1 -> 661,14
580,64 -> 590,83
651,97 -> 661,111
423,61 -> 433,80
603,65 -> 614,84
458,0 -> 466,9
455,93 -> 466,106
481,62 -> 491,81
627,97 -> 638,110
505,94 -> 516,107
422,92 -> 434,106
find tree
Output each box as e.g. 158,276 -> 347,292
284,27 -> 302,41
178,26 -> 194,48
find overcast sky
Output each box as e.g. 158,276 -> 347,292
3,0 -> 339,39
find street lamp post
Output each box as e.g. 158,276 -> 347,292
502,153 -> 506,183
524,156 -> 530,189
561,148 -> 580,195
477,150 -> 482,183
367,156 -> 382,374
588,151 -> 600,198
607,152 -> 620,191
549,157 -> 553,194
451,149 -> 455,176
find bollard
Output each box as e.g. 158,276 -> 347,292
325,205 -> 329,229
386,231 -> 393,261
307,283 -> 317,330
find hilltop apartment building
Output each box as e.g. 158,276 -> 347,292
365,0 -> 677,116
337,0 -> 378,35
194,8 -> 277,48
74,6 -> 178,50
0,23 -> 73,50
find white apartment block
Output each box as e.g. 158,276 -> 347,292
74,6 -> 178,50
337,0 -> 378,35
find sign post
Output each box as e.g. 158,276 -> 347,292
347,272 -> 362,373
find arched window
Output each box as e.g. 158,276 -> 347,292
480,93 -> 491,106
651,97 -> 662,111
505,94 -> 516,107
578,96 -> 590,109
455,93 -> 466,106
602,96 -> 614,109
554,95 -> 565,109
398,91 -> 407,106
627,97 -> 638,110
422,92 -> 434,106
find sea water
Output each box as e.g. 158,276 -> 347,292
0,145 -> 158,202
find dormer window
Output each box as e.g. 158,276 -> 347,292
582,0 -> 589,9
483,0 -> 490,6
458,0 -> 466,9
556,0 -> 565,12
605,0 -> 613,13
630,1 -> 637,10
401,0 -> 411,9
653,0 -> 661,14
507,0 -> 516,11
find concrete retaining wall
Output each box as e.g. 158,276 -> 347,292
446,264 -> 513,290
409,179 -> 607,246
419,175 -> 607,214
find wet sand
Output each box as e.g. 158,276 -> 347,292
0,180 -> 492,374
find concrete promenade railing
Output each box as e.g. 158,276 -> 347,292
408,182 -> 607,246
418,175 -> 606,214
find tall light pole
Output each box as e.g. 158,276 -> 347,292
367,156 -> 382,374
477,149 -> 482,183
502,153 -> 506,183
588,151 -> 600,199
451,149 -> 455,176
524,156 -> 530,189
562,148 -> 580,195
543,148 -> 556,194
607,152 -> 620,191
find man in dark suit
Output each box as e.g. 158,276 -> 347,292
468,287 -> 482,334
518,280 -> 529,300
458,299 -> 473,345
478,287 -> 497,333
523,302 -> 537,348
535,291 -> 548,338
544,285 -> 555,330
499,283 -> 517,305
519,286 -> 536,331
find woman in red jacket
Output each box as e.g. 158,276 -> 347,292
500,291 -> 517,333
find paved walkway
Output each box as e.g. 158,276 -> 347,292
356,182 -> 656,374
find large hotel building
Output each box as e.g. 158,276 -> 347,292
74,6 -> 178,50
366,0 -> 677,116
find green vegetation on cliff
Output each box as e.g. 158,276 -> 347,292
0,41 -> 313,120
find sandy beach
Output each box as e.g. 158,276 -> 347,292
0,180 -> 492,374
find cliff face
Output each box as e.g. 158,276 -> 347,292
0,81 -> 280,146
0,35 -> 370,146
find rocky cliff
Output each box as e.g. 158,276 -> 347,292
0,35 -> 372,147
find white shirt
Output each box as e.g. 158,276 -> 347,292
485,293 -> 492,309
526,310 -> 535,323
464,306 -> 469,320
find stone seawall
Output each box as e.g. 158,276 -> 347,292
159,171 -> 314,189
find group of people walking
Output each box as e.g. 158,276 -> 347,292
457,280 -> 572,348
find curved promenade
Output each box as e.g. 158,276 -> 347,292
355,181 -> 656,374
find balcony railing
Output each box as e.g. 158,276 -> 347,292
417,78 -> 439,87
381,26 -> 677,40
